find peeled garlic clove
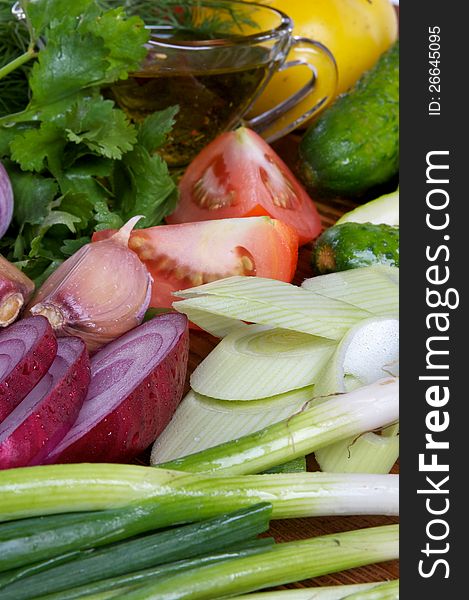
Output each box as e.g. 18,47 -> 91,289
0,254 -> 35,327
27,217 -> 153,352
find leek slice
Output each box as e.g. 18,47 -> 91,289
151,387 -> 314,464
313,318 -> 399,474
174,276 -> 371,340
313,317 -> 399,397
301,265 -> 399,317
191,325 -> 336,400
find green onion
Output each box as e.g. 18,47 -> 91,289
34,540 -> 275,600
341,579 -> 399,599
0,496 -> 270,573
0,464 -> 398,523
110,525 -> 399,600
262,456 -> 307,474
0,551 -> 86,589
173,275 -> 372,340
160,377 -> 398,475
229,581 -> 399,600
0,504 -> 272,600
151,387 -> 314,464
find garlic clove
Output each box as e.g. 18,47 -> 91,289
27,218 -> 152,352
0,254 -> 35,327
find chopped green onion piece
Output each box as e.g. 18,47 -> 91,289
0,464 -> 399,522
160,377 -> 399,475
229,581 -> 398,600
190,325 -> 336,400
110,525 -> 399,600
151,387 -> 313,464
174,276 -> 372,340
301,266 -> 399,317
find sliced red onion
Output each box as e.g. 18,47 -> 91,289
0,315 -> 58,422
44,313 -> 189,464
0,337 -> 90,470
0,162 -> 13,240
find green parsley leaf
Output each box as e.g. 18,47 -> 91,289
85,8 -> 149,81
9,122 -> 65,173
28,24 -> 109,106
138,105 -> 179,153
93,200 -> 124,230
60,237 -> 90,256
8,169 -> 58,225
118,145 -> 177,228
26,0 -> 96,38
64,97 -> 137,159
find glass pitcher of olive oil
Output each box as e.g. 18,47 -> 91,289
105,0 -> 337,166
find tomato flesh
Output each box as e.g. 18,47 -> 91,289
93,217 -> 298,309
166,128 -> 322,245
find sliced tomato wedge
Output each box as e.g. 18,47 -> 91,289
166,127 -> 322,246
93,217 -> 298,309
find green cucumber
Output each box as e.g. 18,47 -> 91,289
336,189 -> 399,226
299,42 -> 399,197
312,223 -> 399,275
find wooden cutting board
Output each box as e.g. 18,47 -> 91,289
186,135 -> 399,589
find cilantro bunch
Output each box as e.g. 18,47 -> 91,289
0,0 -> 178,282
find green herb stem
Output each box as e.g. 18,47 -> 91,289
0,47 -> 36,81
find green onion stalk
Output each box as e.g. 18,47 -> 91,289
0,463 -> 398,523
159,377 -> 399,475
111,525 -> 399,599
230,580 -> 399,600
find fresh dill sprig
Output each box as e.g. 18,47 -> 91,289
0,1 -> 31,116
100,0 -> 259,38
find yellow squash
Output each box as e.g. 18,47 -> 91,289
248,0 -> 398,123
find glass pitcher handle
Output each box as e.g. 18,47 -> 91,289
244,36 -> 338,142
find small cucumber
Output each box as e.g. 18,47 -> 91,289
299,42 -> 399,197
312,223 -> 399,274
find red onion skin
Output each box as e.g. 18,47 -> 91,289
0,337 -> 90,470
0,162 -> 13,240
0,316 -> 57,422
44,314 -> 189,464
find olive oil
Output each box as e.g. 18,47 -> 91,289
105,35 -> 272,166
